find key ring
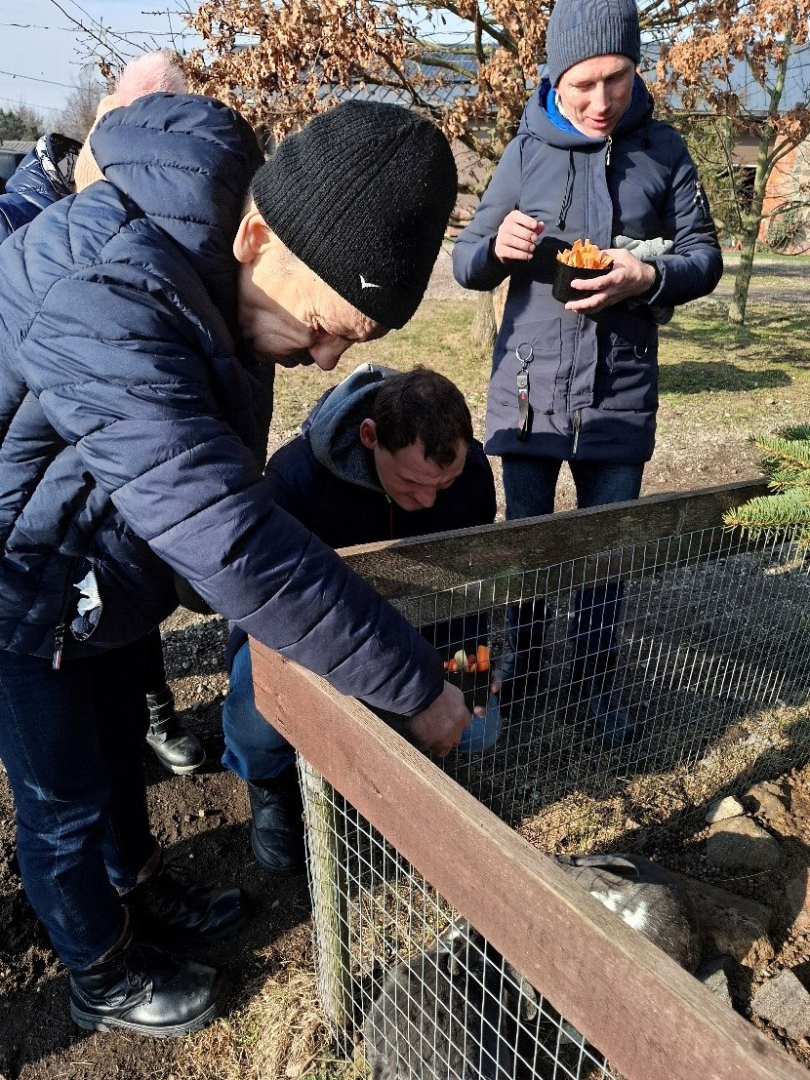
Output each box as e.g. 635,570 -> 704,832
516,343 -> 534,369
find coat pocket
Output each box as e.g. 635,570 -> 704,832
596,311 -> 658,411
490,316 -> 563,417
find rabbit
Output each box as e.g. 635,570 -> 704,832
364,919 -> 537,1080
554,853 -> 702,972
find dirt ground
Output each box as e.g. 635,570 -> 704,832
1,259 -> 809,1080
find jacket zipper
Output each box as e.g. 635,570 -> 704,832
572,410 -> 582,456
52,556 -> 80,670
605,136 -> 612,167
52,622 -> 66,670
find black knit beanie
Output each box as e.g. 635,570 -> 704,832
546,0 -> 641,87
251,101 -> 457,330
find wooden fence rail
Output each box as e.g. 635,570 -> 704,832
250,481 -> 806,1080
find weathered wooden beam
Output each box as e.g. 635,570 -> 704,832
337,480 -> 769,609
250,642 -> 806,1080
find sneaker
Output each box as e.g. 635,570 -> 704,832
248,765 -> 306,875
125,866 -> 248,950
70,942 -> 225,1037
146,688 -> 206,775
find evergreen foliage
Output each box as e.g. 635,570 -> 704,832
723,426 -> 810,546
0,106 -> 42,141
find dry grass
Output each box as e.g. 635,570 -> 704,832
174,965 -> 346,1080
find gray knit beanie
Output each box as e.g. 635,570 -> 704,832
251,101 -> 458,330
546,0 -> 641,87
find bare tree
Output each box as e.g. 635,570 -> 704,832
653,1 -> 810,325
52,64 -> 106,141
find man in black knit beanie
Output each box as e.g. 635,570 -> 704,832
249,100 -> 457,333
0,86 -> 467,1040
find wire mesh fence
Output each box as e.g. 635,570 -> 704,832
300,522 -> 810,1080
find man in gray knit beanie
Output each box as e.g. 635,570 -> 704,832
453,0 -> 722,754
546,0 -> 641,88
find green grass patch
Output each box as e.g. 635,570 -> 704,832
273,295 -> 810,443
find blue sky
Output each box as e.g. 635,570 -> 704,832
0,0 -> 199,121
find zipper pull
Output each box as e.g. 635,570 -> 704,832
572,410 -> 582,455
694,179 -> 708,219
52,623 -> 66,670
605,136 -> 612,167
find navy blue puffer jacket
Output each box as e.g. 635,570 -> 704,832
0,94 -> 444,718
453,77 -> 723,463
0,134 -> 80,242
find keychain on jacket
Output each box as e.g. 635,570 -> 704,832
516,343 -> 533,441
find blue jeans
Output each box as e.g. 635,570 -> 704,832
501,456 -> 644,520
221,642 -> 296,782
0,641 -> 158,969
500,456 -> 644,677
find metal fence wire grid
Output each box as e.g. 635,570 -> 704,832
299,522 -> 810,1080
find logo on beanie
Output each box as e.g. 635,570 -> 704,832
359,275 -> 381,290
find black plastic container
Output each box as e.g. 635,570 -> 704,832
552,259 -> 612,303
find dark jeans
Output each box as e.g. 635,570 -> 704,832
500,456 -> 644,687
221,640 -> 295,782
0,640 -> 158,969
501,456 -> 644,519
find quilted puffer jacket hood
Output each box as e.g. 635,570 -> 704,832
88,92 -> 264,320
0,93 -> 445,719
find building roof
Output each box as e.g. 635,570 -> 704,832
0,140 -> 36,154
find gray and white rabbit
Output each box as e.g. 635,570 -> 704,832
364,919 -> 537,1080
554,853 -> 702,972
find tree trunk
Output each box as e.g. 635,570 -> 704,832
470,280 -> 510,350
728,230 -> 757,325
728,142 -> 770,326
471,291 -> 497,350
727,51 -> 790,326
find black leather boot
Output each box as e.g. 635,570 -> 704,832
70,942 -> 225,1036
248,765 -> 306,875
145,687 -> 206,775
125,864 -> 249,950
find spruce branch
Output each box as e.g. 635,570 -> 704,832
724,426 -> 810,548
